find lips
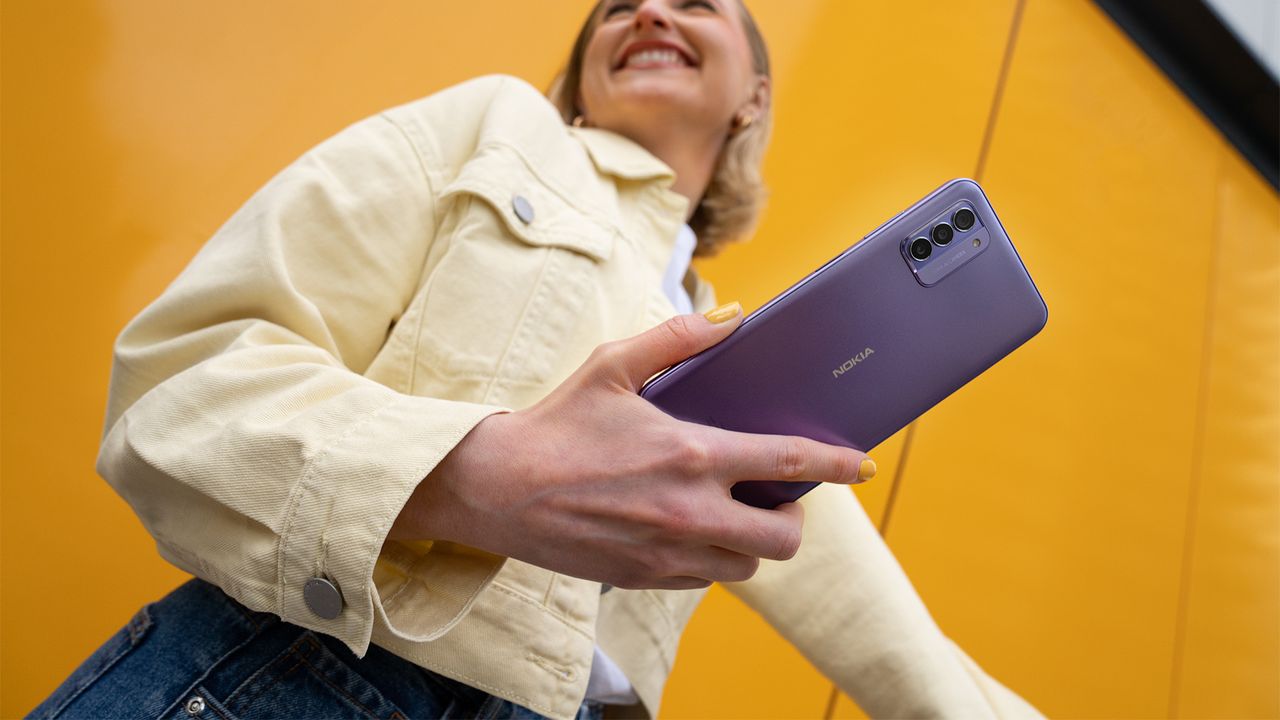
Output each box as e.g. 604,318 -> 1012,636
614,41 -> 698,71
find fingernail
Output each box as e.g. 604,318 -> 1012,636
703,301 -> 742,324
857,458 -> 877,483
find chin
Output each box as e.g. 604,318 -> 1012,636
611,83 -> 705,116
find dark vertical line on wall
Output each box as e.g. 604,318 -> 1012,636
880,0 -> 1027,540
822,685 -> 840,720
1166,149 -> 1226,720
827,424 -> 915,717
974,0 -> 1028,184
877,422 -> 916,537
826,4 -> 1029,716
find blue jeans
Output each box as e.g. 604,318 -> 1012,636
30,578 -> 605,720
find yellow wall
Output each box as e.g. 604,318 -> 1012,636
2,1 -> 1276,718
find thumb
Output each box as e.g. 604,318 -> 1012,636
605,301 -> 743,392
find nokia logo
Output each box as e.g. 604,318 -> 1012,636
832,348 -> 875,378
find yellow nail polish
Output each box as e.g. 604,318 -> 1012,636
858,458 -> 877,482
703,301 -> 742,324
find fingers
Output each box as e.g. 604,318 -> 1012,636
706,500 -> 808,562
648,576 -> 715,591
649,503 -> 806,586
606,499 -> 805,589
644,547 -> 764,589
592,303 -> 743,391
710,430 -> 875,487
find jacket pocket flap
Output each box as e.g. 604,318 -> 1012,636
442,144 -> 615,262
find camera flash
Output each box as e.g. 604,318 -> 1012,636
972,238 -> 981,247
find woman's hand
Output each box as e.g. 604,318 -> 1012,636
390,303 -> 876,590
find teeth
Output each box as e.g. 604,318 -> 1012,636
625,48 -> 686,68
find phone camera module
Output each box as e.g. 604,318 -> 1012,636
952,208 -> 975,231
910,237 -> 932,261
931,222 -> 954,246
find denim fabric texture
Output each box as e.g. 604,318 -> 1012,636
29,578 -> 605,720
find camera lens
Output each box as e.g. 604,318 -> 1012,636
910,237 -> 932,261
952,208 -> 975,231
932,222 -> 954,246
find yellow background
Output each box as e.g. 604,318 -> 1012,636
2,0 -> 1277,717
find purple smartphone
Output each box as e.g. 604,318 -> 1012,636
639,178 -> 1048,509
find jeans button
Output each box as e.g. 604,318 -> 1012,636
184,696 -> 205,715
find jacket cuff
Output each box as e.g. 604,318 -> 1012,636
276,392 -> 508,657
371,538 -> 505,643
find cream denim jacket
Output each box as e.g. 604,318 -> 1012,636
99,75 -> 1041,720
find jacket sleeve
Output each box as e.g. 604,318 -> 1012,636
722,482 -> 1044,719
98,90 -> 510,657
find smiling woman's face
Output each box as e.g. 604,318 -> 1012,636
579,0 -> 764,144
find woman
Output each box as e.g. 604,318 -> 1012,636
33,1 -> 1041,718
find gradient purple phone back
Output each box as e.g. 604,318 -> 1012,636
639,178 -> 1048,508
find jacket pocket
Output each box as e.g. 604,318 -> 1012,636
441,143 -> 615,262
404,143 -> 618,398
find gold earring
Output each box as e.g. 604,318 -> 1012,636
733,112 -> 754,132
572,114 -> 586,128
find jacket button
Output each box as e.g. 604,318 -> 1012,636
512,195 -> 535,224
303,577 -> 343,619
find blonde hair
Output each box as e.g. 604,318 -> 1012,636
547,1 -> 772,258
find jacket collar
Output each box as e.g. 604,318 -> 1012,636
569,127 -> 676,182
566,125 -> 691,274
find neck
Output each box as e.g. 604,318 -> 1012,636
628,126 -> 726,221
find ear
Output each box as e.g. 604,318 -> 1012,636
742,74 -> 770,120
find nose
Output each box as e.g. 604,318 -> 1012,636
632,0 -> 673,31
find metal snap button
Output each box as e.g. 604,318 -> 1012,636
303,577 -> 343,620
184,696 -> 206,715
512,195 -> 535,224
